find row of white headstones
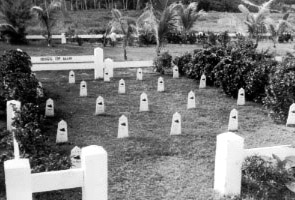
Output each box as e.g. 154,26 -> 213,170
7,67 -> 295,168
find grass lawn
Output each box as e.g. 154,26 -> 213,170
1,40 -> 294,59
6,66 -> 291,200
0,42 -> 200,60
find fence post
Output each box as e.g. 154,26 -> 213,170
94,48 -> 104,79
81,145 -> 107,200
4,159 -> 32,200
7,100 -> 21,131
214,132 -> 244,197
61,33 -> 67,44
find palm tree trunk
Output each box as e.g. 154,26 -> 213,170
84,0 -> 88,10
123,36 -> 127,60
136,0 -> 140,10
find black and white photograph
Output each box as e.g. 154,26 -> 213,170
1,0 -> 295,199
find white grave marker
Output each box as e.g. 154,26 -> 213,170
95,96 -> 105,115
45,98 -> 54,117
56,120 -> 68,143
228,109 -> 238,131
237,88 -> 245,106
61,33 -> 66,44
199,74 -> 206,89
37,82 -> 44,97
71,146 -> 81,168
118,115 -> 128,138
170,112 -> 181,135
94,47 -> 104,79
187,91 -> 196,109
104,66 -> 110,82
104,58 -> 114,78
6,100 -> 21,131
118,79 -> 126,94
286,103 -> 295,127
173,65 -> 179,78
136,68 -> 143,80
157,77 -> 165,92
69,70 -> 75,84
139,92 -> 149,112
80,81 -> 87,97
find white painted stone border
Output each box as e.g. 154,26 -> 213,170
4,145 -> 107,200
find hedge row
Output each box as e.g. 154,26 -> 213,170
0,50 -> 71,173
154,38 -> 295,123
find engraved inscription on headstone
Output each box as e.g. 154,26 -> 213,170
170,112 -> 181,135
140,92 -> 149,112
56,120 -> 68,143
45,98 -> 54,117
118,115 -> 128,138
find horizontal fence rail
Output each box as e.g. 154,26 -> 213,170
4,145 -> 108,200
31,168 -> 84,193
30,48 -> 154,72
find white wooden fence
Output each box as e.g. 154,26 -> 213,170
4,145 -> 107,200
31,47 -> 154,79
214,132 -> 295,197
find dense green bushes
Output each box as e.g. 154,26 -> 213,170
153,51 -> 173,74
0,50 -> 41,108
0,49 -> 71,173
242,155 -> 295,199
264,60 -> 295,123
171,38 -> 295,123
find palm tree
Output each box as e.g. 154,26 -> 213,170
109,9 -> 138,60
31,0 -> 63,46
265,13 -> 294,48
238,0 -> 276,46
137,2 -> 181,55
177,2 -> 206,42
0,0 -> 32,44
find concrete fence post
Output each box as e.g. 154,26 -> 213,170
81,145 -> 107,200
7,100 -> 21,131
94,48 -> 104,79
214,132 -> 244,197
4,159 -> 32,200
61,33 -> 67,44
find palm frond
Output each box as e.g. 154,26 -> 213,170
49,0 -> 62,11
111,9 -> 122,21
31,6 -> 44,16
261,0 -> 275,10
283,13 -> 290,20
276,20 -> 293,34
0,23 -> 17,32
238,4 -> 250,15
242,0 -> 260,8
187,2 -> 198,12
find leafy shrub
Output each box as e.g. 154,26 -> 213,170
173,52 -> 192,76
264,60 -> 295,123
75,36 -> 83,46
214,41 -> 274,98
208,32 -> 218,46
245,60 -> 277,103
217,31 -> 231,47
0,50 -> 41,108
138,32 -> 157,46
153,51 -> 172,74
186,32 -> 197,44
166,31 -> 183,44
242,155 -> 295,199
13,103 -> 71,172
